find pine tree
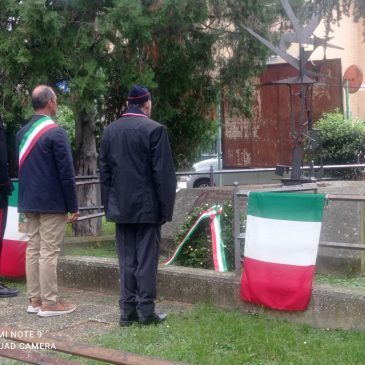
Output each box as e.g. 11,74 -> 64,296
1,0 -> 363,235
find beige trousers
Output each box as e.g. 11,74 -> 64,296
26,213 -> 67,306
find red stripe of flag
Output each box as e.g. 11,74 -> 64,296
0,209 -> 3,238
0,239 -> 27,278
210,213 -> 219,271
240,257 -> 315,311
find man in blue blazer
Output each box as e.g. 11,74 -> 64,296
16,85 -> 79,316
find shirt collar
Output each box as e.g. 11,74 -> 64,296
122,107 -> 146,117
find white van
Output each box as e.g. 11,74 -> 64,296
186,157 -> 291,188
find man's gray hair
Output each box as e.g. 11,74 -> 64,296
31,86 -> 56,110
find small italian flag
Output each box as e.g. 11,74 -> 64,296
0,182 -> 27,278
240,192 -> 326,311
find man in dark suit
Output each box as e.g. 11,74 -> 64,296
0,117 -> 19,297
99,84 -> 176,326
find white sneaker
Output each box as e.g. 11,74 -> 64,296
27,300 -> 42,314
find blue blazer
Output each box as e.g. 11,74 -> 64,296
0,118 -> 12,198
16,115 -> 78,213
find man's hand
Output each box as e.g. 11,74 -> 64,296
67,211 -> 80,223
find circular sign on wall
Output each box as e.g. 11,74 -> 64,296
343,65 -> 363,93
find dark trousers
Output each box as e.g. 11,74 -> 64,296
0,193 -> 8,255
116,223 -> 161,319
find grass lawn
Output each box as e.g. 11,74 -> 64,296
3,303 -> 365,365
3,261 -> 365,364
2,302 -> 362,365
62,304 -> 365,365
63,240 -> 117,258
63,216 -> 117,257
315,273 -> 365,289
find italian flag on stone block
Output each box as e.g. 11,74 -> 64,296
0,182 -> 27,278
240,192 -> 326,311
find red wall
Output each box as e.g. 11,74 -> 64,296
222,59 -> 343,168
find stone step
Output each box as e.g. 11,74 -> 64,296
58,255 -> 365,330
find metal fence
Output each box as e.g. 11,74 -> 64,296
13,164 -> 365,272
176,163 -> 365,187
73,163 -> 365,232
74,177 -> 104,222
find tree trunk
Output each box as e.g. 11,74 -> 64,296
73,108 -> 101,236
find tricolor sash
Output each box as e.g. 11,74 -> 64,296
164,205 -> 228,272
18,116 -> 57,169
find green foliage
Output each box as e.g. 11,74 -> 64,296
312,112 -> 365,178
7,0 -> 365,171
56,105 -> 75,150
174,201 -> 235,271
0,0 -> 289,171
304,0 -> 365,38
311,112 -> 365,179
315,112 -> 365,163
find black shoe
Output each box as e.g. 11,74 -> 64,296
119,312 -> 139,327
0,283 -> 19,298
139,312 -> 167,325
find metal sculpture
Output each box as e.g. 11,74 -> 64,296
244,0 -> 343,181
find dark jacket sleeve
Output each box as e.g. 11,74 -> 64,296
53,128 -> 79,213
99,128 -> 112,212
0,118 -> 11,197
150,126 -> 177,223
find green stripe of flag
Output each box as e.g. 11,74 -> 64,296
8,182 -> 19,207
247,192 -> 326,222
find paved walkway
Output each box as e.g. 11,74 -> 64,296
0,286 -> 192,364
